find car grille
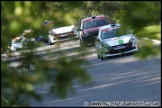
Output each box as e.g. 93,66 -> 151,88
107,42 -> 135,54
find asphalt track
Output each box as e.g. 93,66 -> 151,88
2,38 -> 161,107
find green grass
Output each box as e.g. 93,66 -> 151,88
135,24 -> 161,40
134,24 -> 161,60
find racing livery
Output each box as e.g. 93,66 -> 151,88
95,24 -> 139,60
78,15 -> 111,46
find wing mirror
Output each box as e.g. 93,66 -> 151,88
111,20 -> 116,27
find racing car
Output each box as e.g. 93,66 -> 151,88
95,24 -> 139,60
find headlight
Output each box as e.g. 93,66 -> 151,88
103,43 -> 111,49
103,43 -> 110,48
102,43 -> 111,53
129,36 -> 135,43
129,36 -> 137,47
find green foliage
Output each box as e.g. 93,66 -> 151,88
1,1 -> 91,107
1,61 -> 42,107
117,1 -> 161,59
135,25 -> 161,40
134,39 -> 161,60
48,56 -> 91,98
1,45 -> 92,106
118,1 -> 161,33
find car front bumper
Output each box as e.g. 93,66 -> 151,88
82,36 -> 97,44
102,44 -> 139,58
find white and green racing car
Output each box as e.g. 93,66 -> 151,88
95,24 -> 139,60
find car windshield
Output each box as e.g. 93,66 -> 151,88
101,27 -> 131,39
83,18 -> 109,29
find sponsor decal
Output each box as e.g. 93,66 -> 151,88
114,45 -> 126,50
118,40 -> 123,44
118,37 -> 123,44
60,34 -> 68,37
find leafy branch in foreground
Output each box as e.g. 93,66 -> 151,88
1,41 -> 92,106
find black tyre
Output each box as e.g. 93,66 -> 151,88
101,55 -> 105,60
99,51 -> 105,60
80,38 -> 86,47
48,39 -> 54,45
97,51 -> 100,59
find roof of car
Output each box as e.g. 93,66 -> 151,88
49,25 -> 75,34
13,36 -> 21,41
99,23 -> 121,31
99,24 -> 113,30
82,15 -> 107,22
